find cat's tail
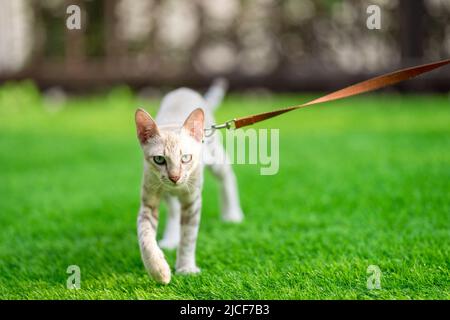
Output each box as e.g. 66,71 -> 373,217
204,78 -> 228,112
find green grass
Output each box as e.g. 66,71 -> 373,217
0,82 -> 449,299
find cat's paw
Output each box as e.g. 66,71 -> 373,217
159,238 -> 179,250
222,209 -> 244,223
149,259 -> 172,285
176,265 -> 201,275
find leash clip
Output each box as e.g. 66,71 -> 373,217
204,119 -> 236,138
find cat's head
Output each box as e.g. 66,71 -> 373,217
135,108 -> 204,188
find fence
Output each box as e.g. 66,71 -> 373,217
0,0 -> 449,92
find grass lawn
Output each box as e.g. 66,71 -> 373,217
0,83 -> 449,299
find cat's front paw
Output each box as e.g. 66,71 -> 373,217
148,257 -> 172,285
176,265 -> 201,275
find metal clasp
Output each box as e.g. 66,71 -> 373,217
204,119 -> 236,138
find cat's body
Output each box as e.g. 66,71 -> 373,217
135,79 -> 244,284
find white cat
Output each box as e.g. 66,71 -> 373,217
135,79 -> 244,284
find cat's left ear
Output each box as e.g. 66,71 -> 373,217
182,108 -> 204,142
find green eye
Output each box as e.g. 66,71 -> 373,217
153,156 -> 166,165
181,154 -> 192,163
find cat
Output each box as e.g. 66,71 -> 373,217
135,79 -> 244,284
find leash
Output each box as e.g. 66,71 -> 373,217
204,58 -> 450,137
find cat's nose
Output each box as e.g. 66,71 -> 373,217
168,175 -> 180,183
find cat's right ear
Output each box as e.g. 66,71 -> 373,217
135,108 -> 159,144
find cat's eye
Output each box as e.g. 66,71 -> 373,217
153,156 -> 166,165
181,154 -> 192,163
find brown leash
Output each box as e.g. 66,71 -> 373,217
204,58 -> 450,136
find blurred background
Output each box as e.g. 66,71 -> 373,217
0,0 -> 449,94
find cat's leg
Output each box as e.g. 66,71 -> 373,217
159,195 -> 181,250
207,143 -> 244,223
175,191 -> 202,274
137,204 -> 171,284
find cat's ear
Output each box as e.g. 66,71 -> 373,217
182,108 -> 204,142
135,108 -> 159,144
